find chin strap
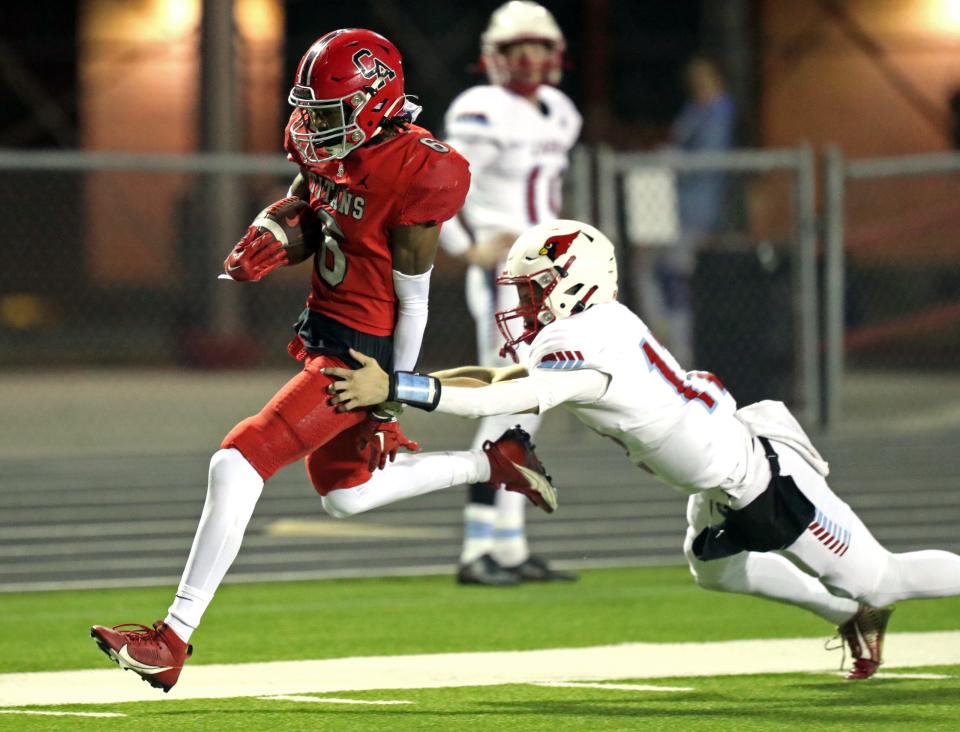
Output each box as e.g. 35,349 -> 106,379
571,285 -> 599,314
499,343 -> 520,363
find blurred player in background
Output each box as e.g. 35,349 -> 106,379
327,219 -> 960,681
440,0 -> 582,586
88,28 -> 488,692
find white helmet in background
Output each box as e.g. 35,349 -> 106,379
481,1 -> 565,95
495,220 -> 618,359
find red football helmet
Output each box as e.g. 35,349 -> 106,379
288,29 -> 406,163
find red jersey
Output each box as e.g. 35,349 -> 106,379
284,116 -> 470,336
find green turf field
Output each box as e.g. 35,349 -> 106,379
2,566 -> 959,730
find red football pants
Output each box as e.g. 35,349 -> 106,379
221,354 -> 372,495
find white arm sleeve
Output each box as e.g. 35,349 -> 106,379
392,268 -> 431,372
436,369 -> 608,418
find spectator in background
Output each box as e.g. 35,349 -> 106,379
642,55 -> 735,366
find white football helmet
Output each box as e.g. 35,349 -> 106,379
481,1 -> 565,94
495,220 -> 618,360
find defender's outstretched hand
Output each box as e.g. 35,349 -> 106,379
325,349 -> 390,411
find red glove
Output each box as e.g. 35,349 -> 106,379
223,227 -> 288,282
357,414 -> 421,472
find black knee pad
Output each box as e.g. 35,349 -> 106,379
692,525 -> 744,561
725,474 -> 815,552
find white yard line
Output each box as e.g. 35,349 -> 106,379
259,695 -> 413,705
0,710 -> 127,718
264,519 -> 453,540
1,631 -> 958,708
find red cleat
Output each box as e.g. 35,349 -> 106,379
838,604 -> 894,680
483,427 -> 557,513
90,621 -> 193,693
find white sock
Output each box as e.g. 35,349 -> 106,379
692,550 -> 859,626
463,412 -> 542,566
492,488 -> 529,567
165,448 -> 263,642
165,585 -> 211,644
461,503 -> 497,564
321,450 -> 489,519
863,549 -> 960,607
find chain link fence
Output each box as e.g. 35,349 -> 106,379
1,146 -> 821,427
5,148 -> 959,435
589,146 -> 819,425
0,151 -> 474,372
823,151 -> 960,427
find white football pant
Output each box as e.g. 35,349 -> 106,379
685,439 -> 960,624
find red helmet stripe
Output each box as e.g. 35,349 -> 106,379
526,166 -> 541,224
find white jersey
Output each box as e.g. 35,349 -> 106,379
443,84 -> 581,365
524,302 -> 770,506
444,84 -> 581,238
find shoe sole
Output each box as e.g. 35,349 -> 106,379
512,463 -> 557,512
89,628 -> 173,693
840,606 -> 894,680
847,659 -> 881,680
514,571 -> 579,582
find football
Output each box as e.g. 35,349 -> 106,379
250,196 -> 322,265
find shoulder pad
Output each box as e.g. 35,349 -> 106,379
445,86 -> 511,135
393,139 -> 470,227
527,321 -> 587,371
538,87 -> 583,141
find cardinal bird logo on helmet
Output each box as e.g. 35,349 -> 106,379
538,230 -> 579,261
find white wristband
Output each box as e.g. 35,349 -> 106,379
389,371 -> 441,411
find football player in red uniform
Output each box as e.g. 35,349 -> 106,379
89,29 -> 553,693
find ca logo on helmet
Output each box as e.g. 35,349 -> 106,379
352,50 -> 397,81
538,231 -> 579,261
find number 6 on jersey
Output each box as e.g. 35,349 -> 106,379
313,208 -> 348,288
